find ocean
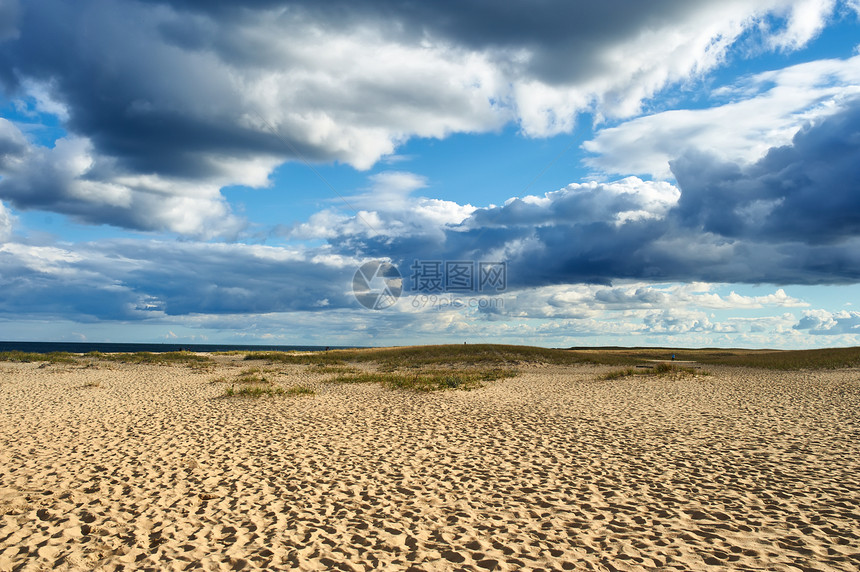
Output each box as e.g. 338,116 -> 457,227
0,341 -> 357,354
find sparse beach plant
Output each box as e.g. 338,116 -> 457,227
284,385 -> 315,396
310,363 -> 359,374
331,367 -> 518,391
0,351 -> 78,364
223,384 -> 286,397
98,351 -> 213,366
600,363 -> 703,380
235,367 -> 269,384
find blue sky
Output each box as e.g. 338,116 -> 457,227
1,0 -> 860,348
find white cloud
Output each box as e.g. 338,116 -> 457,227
19,78 -> 70,120
0,0 -> 844,235
584,55 -> 860,179
795,309 -> 860,334
0,200 -> 14,241
765,0 -> 836,51
0,133 -> 248,238
286,171 -> 475,241
480,282 -> 808,320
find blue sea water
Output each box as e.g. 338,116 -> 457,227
0,341 -> 358,354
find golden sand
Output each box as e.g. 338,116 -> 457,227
1,356 -> 858,571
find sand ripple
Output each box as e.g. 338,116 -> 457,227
1,359 -> 859,570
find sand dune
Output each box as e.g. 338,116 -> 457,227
1,356 -> 859,570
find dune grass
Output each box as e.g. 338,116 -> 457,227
243,351 -> 346,365
330,367 -> 518,392
223,384 -> 285,397
222,382 -> 314,398
310,363 -> 360,374
95,351 -> 214,367
600,362 -> 703,380
216,366 -> 314,398
243,344 -> 644,368
569,346 -> 860,370
233,367 -> 271,384
689,346 -> 860,370
4,344 -> 858,372
284,384 -> 315,396
0,351 -> 78,364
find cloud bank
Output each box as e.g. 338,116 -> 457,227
301,99 -> 860,286
2,96 -> 855,324
0,0 -> 844,236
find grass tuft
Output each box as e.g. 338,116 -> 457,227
0,351 -> 77,364
601,363 -> 703,380
222,383 -> 313,398
98,351 -> 213,367
284,385 -> 315,396
331,367 -> 518,392
243,351 -> 346,365
223,384 -> 285,398
311,363 -> 359,374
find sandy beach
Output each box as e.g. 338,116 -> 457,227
1,354 -> 859,571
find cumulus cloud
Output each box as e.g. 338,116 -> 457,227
584,55 -> 860,178
0,200 -> 13,241
671,97 -> 860,244
285,170 -> 475,243
0,0 -> 842,235
795,309 -> 860,334
0,240 -> 363,320
0,228 -> 844,349
0,130 -> 248,238
765,0 -> 836,51
309,100 -> 860,286
476,282 -> 807,321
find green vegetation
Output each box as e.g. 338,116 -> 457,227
689,347 -> 860,370
284,384 -> 315,396
601,362 -> 703,380
3,344 -> 858,373
221,381 -> 314,398
215,366 -> 314,398
0,351 -> 77,364
242,344 -> 644,368
310,363 -> 359,374
571,346 -> 860,370
330,367 -> 518,392
223,384 -> 285,397
234,367 -> 270,383
243,351 -> 346,365
97,351 -> 214,366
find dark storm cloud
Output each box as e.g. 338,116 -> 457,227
672,98 -> 860,245
0,0 -> 293,179
513,100 -> 860,285
0,0 -> 18,42
322,100 -> 860,287
154,0 -> 708,84
3,90 -> 858,321
0,125 -> 25,163
0,241 -> 358,320
0,0 -> 832,235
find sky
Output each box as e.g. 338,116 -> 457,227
1,0 -> 860,349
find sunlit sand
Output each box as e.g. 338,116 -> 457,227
1,348 -> 858,571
